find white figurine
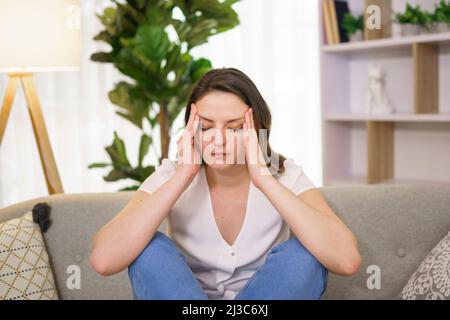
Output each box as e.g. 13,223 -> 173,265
365,64 -> 395,115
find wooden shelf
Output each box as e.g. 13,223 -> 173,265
325,113 -> 450,122
322,32 -> 450,54
325,176 -> 450,187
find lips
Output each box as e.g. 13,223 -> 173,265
212,152 -> 227,156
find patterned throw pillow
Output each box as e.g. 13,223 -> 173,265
401,231 -> 450,300
0,211 -> 59,300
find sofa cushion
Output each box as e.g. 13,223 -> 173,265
400,231 -> 450,300
0,211 -> 59,300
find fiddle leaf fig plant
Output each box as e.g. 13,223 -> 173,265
88,0 -> 240,191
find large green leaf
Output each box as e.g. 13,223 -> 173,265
114,0 -> 146,25
105,131 -> 131,168
88,162 -> 111,169
134,25 -> 171,63
104,168 -> 128,182
97,7 -> 117,34
119,185 -> 140,191
138,134 -> 153,166
190,57 -> 212,82
91,52 -> 115,63
109,82 -> 150,128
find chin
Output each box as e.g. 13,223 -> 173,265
204,161 -> 235,169
203,155 -> 237,168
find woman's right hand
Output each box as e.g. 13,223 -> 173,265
176,103 -> 202,180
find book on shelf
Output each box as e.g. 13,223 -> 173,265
334,0 -> 350,43
322,0 -> 336,45
322,0 -> 351,45
328,0 -> 340,43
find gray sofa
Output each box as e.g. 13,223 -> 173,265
1,184 -> 449,300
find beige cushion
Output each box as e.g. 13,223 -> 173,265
400,231 -> 450,300
0,211 -> 59,300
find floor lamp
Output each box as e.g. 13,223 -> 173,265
0,0 -> 80,195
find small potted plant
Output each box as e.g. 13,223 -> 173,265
434,0 -> 450,33
422,10 -> 437,34
342,13 -> 364,42
395,3 -> 426,36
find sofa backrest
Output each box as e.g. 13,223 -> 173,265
320,185 -> 450,299
0,192 -> 156,299
1,185 -> 449,299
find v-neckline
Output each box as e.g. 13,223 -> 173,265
202,166 -> 252,250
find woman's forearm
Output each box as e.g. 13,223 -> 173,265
90,170 -> 193,276
258,175 -> 361,276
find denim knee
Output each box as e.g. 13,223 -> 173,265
270,237 -> 328,297
128,231 -> 179,280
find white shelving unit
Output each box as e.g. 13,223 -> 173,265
325,113 -> 450,122
320,1 -> 450,186
323,31 -> 450,54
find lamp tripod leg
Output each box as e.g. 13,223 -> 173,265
0,76 -> 20,146
21,74 -> 64,194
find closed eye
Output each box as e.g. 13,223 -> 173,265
227,126 -> 243,132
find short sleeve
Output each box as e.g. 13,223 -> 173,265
278,158 -> 316,195
138,158 -> 177,194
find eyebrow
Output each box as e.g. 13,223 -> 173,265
199,116 -> 244,123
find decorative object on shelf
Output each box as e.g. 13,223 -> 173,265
343,12 -> 364,42
422,9 -> 438,34
434,0 -> 450,33
395,3 -> 426,36
365,64 -> 395,115
391,20 -> 403,38
364,0 -> 392,40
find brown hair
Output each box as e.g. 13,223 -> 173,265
184,67 -> 286,175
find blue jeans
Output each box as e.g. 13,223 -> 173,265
128,231 -> 328,300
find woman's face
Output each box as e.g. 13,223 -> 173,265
195,91 -> 249,168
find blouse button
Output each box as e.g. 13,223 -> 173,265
230,251 -> 235,256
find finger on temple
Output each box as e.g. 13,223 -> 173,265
186,104 -> 196,129
188,115 -> 200,136
194,119 -> 201,146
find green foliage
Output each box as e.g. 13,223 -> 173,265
434,0 -> 450,24
396,3 -> 431,26
395,3 -> 427,25
342,13 -> 364,37
88,0 -> 240,190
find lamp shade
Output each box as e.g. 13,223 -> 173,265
0,0 -> 81,72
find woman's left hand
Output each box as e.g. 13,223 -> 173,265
243,108 -> 273,189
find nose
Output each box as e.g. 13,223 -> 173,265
213,128 -> 227,148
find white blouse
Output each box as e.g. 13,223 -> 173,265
138,158 -> 316,300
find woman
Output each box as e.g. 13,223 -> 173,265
90,68 -> 362,300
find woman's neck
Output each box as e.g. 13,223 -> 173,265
204,164 -> 250,189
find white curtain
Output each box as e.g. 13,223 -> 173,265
0,0 -> 321,208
